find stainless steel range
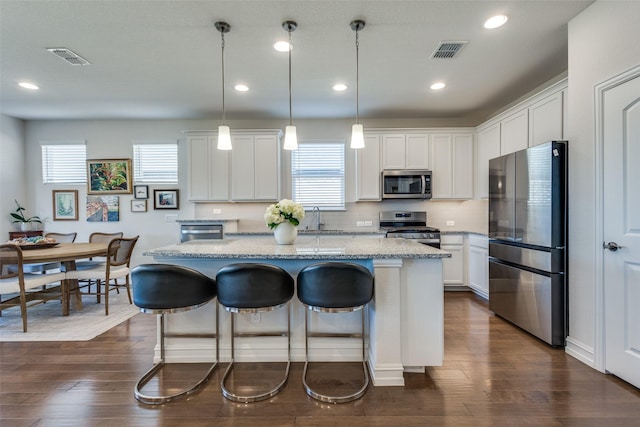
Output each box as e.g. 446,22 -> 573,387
379,211 -> 441,249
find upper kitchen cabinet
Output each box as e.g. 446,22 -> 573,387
230,132 -> 281,201
187,134 -> 229,201
430,133 -> 474,199
529,90 -> 564,146
187,130 -> 281,202
500,110 -> 529,155
356,134 -> 382,201
474,78 -> 566,199
382,133 -> 429,170
475,123 -> 501,199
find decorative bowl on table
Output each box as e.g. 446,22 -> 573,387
6,236 -> 59,249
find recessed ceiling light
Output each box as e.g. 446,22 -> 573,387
430,82 -> 446,90
484,15 -> 508,29
18,82 -> 39,90
273,41 -> 291,52
234,84 -> 249,92
333,83 -> 347,91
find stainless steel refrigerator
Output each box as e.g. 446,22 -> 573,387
488,141 -> 567,346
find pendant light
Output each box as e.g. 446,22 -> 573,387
350,19 -> 366,149
283,21 -> 298,150
215,21 -> 232,150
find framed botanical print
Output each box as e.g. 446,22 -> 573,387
52,190 -> 79,220
131,199 -> 147,212
154,189 -> 179,209
134,185 -> 149,199
87,159 -> 132,194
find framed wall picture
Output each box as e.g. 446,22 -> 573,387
131,199 -> 147,212
52,190 -> 79,221
87,159 -> 132,194
134,185 -> 149,199
154,189 -> 179,209
86,195 -> 120,222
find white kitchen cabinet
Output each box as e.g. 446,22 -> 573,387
187,134 -> 229,201
475,123 -> 501,199
382,133 -> 429,170
231,132 -> 280,201
441,234 -> 465,289
356,134 -> 382,201
467,234 -> 489,299
431,133 -> 474,199
529,90 -> 564,147
500,109 -> 529,155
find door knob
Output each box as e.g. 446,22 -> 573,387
603,241 -> 624,251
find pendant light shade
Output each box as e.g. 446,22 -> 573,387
350,19 -> 365,149
351,123 -> 365,149
217,125 -> 232,150
283,21 -> 298,150
215,21 -> 232,150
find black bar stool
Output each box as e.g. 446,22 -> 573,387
216,263 -> 294,403
297,262 -> 374,403
131,264 -> 218,405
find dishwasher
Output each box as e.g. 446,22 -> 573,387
180,223 -> 223,242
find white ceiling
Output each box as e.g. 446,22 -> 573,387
0,0 -> 593,125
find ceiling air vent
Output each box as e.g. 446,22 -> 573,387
431,41 -> 468,59
46,48 -> 91,66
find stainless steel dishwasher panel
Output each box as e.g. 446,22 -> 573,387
180,224 -> 223,242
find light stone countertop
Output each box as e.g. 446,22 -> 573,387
144,236 -> 451,260
225,230 -> 385,237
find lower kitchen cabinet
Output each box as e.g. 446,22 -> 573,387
467,234 -> 489,299
441,234 -> 465,290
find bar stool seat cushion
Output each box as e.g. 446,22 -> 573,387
216,263 -> 294,309
297,262 -> 373,309
132,264 -> 216,310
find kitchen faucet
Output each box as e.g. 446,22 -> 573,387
312,206 -> 321,231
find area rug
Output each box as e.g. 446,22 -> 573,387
0,291 -> 140,342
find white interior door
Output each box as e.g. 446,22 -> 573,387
603,73 -> 640,388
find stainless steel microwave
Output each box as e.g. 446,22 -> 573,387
381,170 -> 432,199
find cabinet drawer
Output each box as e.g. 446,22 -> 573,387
468,234 -> 488,248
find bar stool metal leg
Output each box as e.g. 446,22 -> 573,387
302,306 -> 370,403
220,302 -> 291,403
134,305 -> 219,405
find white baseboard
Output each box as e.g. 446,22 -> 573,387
565,336 -> 597,369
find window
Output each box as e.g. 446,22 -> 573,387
41,141 -> 87,184
291,140 -> 345,210
132,140 -> 178,184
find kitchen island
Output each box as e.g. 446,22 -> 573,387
143,236 -> 450,386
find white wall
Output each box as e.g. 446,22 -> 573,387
22,117 -> 487,267
566,1 -> 640,367
0,114 -> 26,239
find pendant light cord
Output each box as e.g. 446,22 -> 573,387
355,29 -> 360,125
221,31 -> 226,124
288,29 -> 293,126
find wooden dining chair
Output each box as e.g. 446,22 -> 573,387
0,244 -> 67,332
65,236 -> 139,315
75,232 -> 123,296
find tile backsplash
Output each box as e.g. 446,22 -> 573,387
194,199 -> 488,235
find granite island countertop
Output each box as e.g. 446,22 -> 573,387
144,236 -> 450,260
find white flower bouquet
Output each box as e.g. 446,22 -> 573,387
264,199 -> 305,229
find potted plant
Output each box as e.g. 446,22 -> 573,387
10,200 -> 42,231
264,199 -> 305,245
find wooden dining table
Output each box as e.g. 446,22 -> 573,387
21,242 -> 110,316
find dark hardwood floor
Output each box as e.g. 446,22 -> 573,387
2,292 -> 640,426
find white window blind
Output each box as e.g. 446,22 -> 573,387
132,141 -> 178,184
41,141 -> 87,184
291,140 -> 345,210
